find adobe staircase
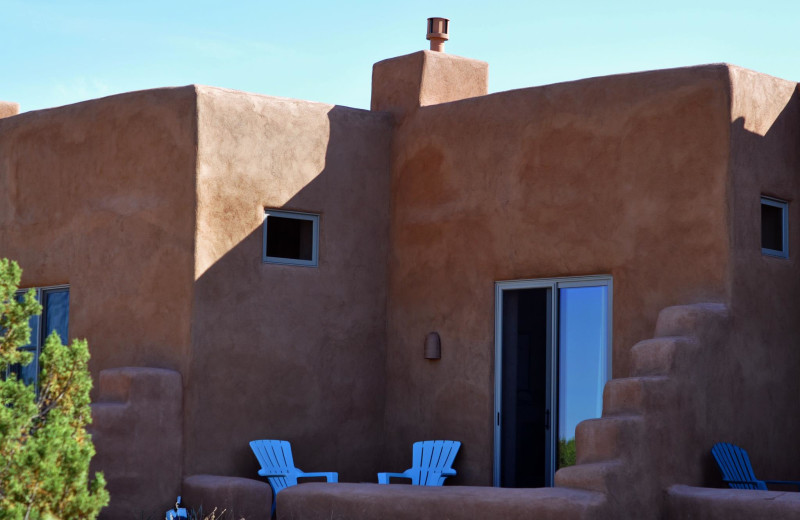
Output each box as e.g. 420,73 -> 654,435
555,303 -> 729,518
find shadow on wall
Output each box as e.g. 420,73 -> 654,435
184,105 -> 392,483
696,80 -> 800,485
657,81 -> 800,493
579,82 -> 800,509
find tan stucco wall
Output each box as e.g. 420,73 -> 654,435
641,70 -> 800,496
382,65 -> 734,485
91,368 -> 184,519
0,87 -> 197,377
186,86 -> 392,482
719,68 -> 800,478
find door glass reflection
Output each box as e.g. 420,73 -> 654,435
558,285 -> 608,469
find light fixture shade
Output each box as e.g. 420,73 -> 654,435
424,332 -> 441,360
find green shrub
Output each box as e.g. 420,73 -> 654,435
558,437 -> 576,469
0,258 -> 109,519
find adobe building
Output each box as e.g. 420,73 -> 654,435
2,18 -> 800,519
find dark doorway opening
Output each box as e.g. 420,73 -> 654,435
500,287 -> 552,487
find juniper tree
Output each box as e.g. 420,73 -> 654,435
0,259 -> 109,520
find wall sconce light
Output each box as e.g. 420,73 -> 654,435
424,332 -> 441,360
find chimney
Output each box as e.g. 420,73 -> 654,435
371,18 -> 487,117
426,17 -> 449,52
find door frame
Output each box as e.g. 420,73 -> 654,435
493,275 -> 613,487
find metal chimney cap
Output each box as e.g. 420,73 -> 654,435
426,17 -> 449,52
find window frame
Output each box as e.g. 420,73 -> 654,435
262,209 -> 320,267
761,196 -> 789,259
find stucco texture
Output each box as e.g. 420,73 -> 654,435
186,86 -> 393,482
371,51 -> 488,117
380,64 -> 733,485
718,67 -> 800,479
279,482 -> 608,520
0,87 -> 197,377
635,68 -> 800,496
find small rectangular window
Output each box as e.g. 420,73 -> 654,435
263,209 -> 319,267
761,196 -> 788,258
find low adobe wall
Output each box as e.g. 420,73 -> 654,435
91,367 -> 182,519
182,475 -> 271,520
277,483 -> 608,520
666,485 -> 800,519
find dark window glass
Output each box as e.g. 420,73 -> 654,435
266,216 -> 313,261
44,289 -> 69,342
762,202 -> 784,252
7,291 -> 40,386
15,291 -> 40,353
6,288 -> 69,388
14,350 -> 39,387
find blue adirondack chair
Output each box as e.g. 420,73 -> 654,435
711,442 -> 800,491
250,439 -> 338,516
378,440 -> 461,485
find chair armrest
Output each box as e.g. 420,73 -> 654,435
378,472 -> 411,484
298,472 -> 338,483
258,469 -> 289,477
440,469 -> 457,477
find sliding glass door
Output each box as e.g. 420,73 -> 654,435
494,276 -> 611,487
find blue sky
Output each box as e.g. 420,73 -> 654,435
3,0 -> 800,113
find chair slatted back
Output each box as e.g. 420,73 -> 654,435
711,442 -> 766,490
250,439 -> 299,494
411,440 -> 461,486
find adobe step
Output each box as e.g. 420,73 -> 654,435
89,401 -> 131,436
630,336 -> 697,376
555,460 -> 625,494
575,415 -> 644,465
654,303 -> 728,338
602,376 -> 672,416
